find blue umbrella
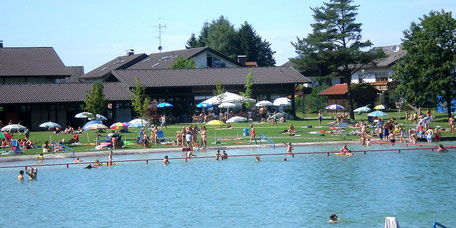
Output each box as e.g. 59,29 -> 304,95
197,103 -> 212,108
157,102 -> 173,108
367,111 -> 388,117
82,120 -> 102,130
325,104 -> 345,110
88,114 -> 107,121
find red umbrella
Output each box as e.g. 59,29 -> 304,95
0,132 -> 12,139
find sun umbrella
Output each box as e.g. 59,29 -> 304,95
374,104 -> 387,110
82,120 -> 102,130
418,116 -> 433,125
367,111 -> 388,117
88,114 -> 107,121
273,97 -> 292,106
196,103 -> 212,108
1,124 -> 27,132
202,91 -> 254,105
39,121 -> 62,129
129,119 -> 149,128
110,122 -> 128,130
226,116 -> 248,123
84,123 -> 108,130
354,106 -> 371,114
256,100 -> 273,107
75,112 -> 92,118
0,132 -> 12,139
326,104 -> 345,110
157,102 -> 173,108
218,102 -> 237,108
206,120 -> 225,126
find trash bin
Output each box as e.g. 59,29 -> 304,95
243,128 -> 249,136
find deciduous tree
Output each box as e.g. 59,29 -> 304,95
84,82 -> 106,118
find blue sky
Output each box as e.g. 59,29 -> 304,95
1,0 -> 455,72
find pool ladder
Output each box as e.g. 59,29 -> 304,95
433,222 -> 447,228
259,133 -> 275,149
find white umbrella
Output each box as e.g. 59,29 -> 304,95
75,112 -> 92,118
273,97 -> 292,106
129,119 -> 149,127
202,91 -> 254,105
1,124 -> 27,132
226,116 -> 248,123
418,116 -> 433,125
39,121 -> 62,129
84,123 -> 108,130
374,104 -> 387,110
354,106 -> 371,114
256,100 -> 273,107
218,102 -> 237,108
88,114 -> 107,121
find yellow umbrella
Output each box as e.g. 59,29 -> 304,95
374,104 -> 387,110
206,120 -> 225,126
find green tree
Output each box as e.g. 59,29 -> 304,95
84,82 -> 106,117
186,33 -> 198,49
303,85 -> 329,113
168,56 -> 196,69
392,10 -> 456,117
213,81 -> 225,105
351,83 -> 378,107
188,16 -> 276,66
240,72 -> 255,109
291,0 -> 386,120
131,77 -> 151,119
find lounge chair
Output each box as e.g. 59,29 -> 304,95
11,139 -> 23,154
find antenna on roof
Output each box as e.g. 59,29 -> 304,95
154,18 -> 166,52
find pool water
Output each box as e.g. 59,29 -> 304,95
0,144 -> 455,227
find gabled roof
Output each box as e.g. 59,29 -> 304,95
112,66 -> 311,88
372,45 -> 407,67
0,82 -> 131,104
128,47 -> 241,70
80,53 -> 148,79
319,84 -> 348,95
0,47 -> 70,77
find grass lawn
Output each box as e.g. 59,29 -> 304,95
2,108 -> 454,157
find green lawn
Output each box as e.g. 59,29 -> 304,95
2,108 -> 454,156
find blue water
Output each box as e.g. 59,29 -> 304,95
0,144 -> 455,227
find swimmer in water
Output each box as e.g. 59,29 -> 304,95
284,142 -> 293,154
74,157 -> 82,162
346,150 -> 354,157
216,150 -> 221,161
36,153 -> 44,163
25,168 -> 37,180
108,150 -> 113,166
283,158 -> 287,161
328,214 -> 340,223
18,170 -> 24,181
256,155 -> 261,162
340,145 -> 348,156
221,150 -> 228,160
437,144 -> 448,153
163,155 -> 170,165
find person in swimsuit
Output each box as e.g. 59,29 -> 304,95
108,150 -> 113,166
318,111 -> 323,126
36,153 -> 44,163
215,149 -> 221,161
328,214 -> 340,223
339,145 -> 348,155
256,155 -> 261,162
74,157 -> 82,162
437,144 -> 448,153
18,170 -> 24,181
249,124 -> 257,144
200,126 -> 207,149
25,168 -> 37,180
222,150 -> 228,160
284,142 -> 293,154
346,150 -> 354,157
449,115 -> 455,134
163,155 -> 170,165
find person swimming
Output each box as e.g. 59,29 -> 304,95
25,168 -> 37,180
221,150 -> 228,160
36,153 -> 44,162
74,157 -> 83,162
339,145 -> 348,156
108,150 -> 113,166
328,214 -> 340,223
215,149 -> 221,161
163,155 -> 170,165
437,144 -> 448,153
18,170 -> 24,181
85,160 -> 101,169
283,158 -> 287,161
346,150 -> 354,157
256,155 -> 261,162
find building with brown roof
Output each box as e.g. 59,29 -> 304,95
318,84 -> 349,109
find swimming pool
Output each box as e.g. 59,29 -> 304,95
0,144 -> 455,227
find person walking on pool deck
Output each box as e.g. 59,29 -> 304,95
249,124 -> 257,144
25,168 -> 37,180
18,170 -> 24,181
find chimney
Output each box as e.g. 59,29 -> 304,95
0,40 -> 3,48
237,55 -> 246,66
126,49 -> 134,56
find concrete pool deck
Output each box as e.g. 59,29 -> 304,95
0,141 -> 358,162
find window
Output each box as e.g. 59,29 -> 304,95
207,56 -> 213,67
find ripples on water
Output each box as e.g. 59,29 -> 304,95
0,144 -> 455,227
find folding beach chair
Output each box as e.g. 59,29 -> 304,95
157,131 -> 169,143
11,139 -> 23,154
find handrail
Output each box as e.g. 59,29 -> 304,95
259,133 -> 275,149
52,142 -> 75,158
433,222 -> 447,228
